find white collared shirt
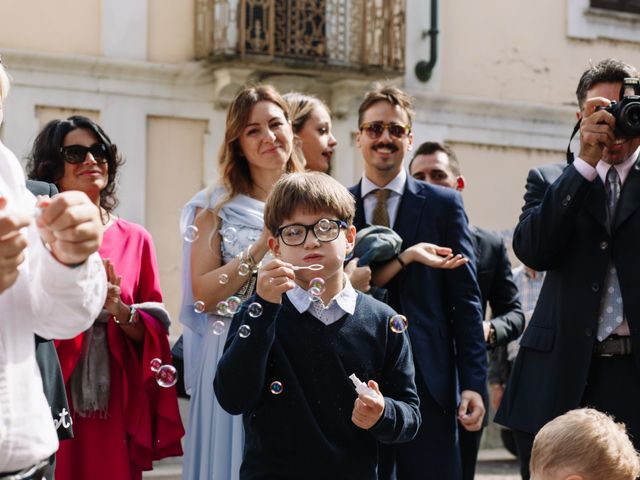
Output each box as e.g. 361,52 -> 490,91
361,168 -> 407,228
0,141 -> 107,472
286,276 -> 357,326
573,146 -> 640,185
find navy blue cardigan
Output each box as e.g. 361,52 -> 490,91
214,292 -> 421,480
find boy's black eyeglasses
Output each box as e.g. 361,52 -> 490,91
276,219 -> 348,246
359,121 -> 411,140
59,143 -> 109,164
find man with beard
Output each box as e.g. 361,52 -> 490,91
349,85 -> 486,480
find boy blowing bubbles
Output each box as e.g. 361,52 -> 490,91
214,172 -> 421,479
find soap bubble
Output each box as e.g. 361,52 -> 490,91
216,301 -> 229,316
238,324 -> 251,338
270,381 -> 283,395
222,227 -> 237,243
308,277 -> 325,297
226,296 -> 242,314
211,320 -> 226,335
218,273 -> 229,285
317,219 -> 332,232
248,302 -> 263,318
156,364 -> 178,388
150,358 -> 162,373
183,225 -> 199,243
238,263 -> 251,276
194,300 -> 206,314
389,314 -> 408,333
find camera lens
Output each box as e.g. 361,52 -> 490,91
619,99 -> 640,136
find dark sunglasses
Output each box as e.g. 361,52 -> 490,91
59,143 -> 109,164
359,121 -> 411,140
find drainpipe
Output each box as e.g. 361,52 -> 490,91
414,0 -> 439,83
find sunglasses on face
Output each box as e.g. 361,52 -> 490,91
359,121 -> 411,140
276,218 -> 348,246
59,143 -> 109,164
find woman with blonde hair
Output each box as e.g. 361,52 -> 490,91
180,84 -> 303,479
284,92 -> 337,173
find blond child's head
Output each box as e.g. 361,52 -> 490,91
530,408 -> 640,480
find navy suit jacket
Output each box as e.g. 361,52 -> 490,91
349,175 -> 486,408
496,161 -> 640,434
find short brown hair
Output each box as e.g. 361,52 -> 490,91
576,58 -> 639,110
264,172 -> 355,235
409,141 -> 460,176
531,408 -> 640,480
358,84 -> 415,127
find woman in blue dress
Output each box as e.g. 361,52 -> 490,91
179,84 -> 304,479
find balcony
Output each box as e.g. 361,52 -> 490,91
195,0 -> 406,78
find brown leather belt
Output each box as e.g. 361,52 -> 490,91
594,335 -> 633,356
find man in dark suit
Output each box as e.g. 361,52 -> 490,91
349,85 -> 487,480
408,141 -> 524,480
496,58 -> 640,479
27,179 -> 73,480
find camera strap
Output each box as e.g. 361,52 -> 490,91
566,119 -> 581,164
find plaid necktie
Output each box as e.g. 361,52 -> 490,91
371,189 -> 391,227
597,167 -> 623,341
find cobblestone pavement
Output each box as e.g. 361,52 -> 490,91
475,449 -> 521,480
476,460 -> 520,479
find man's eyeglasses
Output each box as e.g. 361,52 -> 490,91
276,218 -> 348,246
60,143 -> 109,164
359,121 -> 411,140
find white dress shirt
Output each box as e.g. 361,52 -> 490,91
0,141 -> 107,472
573,146 -> 640,337
361,168 -> 407,228
286,276 -> 357,326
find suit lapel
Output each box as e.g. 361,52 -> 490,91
350,181 -> 367,229
585,177 -> 608,233
613,160 -> 640,232
393,177 -> 425,246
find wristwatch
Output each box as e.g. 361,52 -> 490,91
114,305 -> 137,325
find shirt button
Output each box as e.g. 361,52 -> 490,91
600,241 -> 608,250
585,328 -> 593,337
561,194 -> 572,207
592,283 -> 600,292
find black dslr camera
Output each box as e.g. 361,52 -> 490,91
596,77 -> 640,138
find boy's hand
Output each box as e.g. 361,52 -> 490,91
256,259 -> 295,304
0,197 -> 30,293
351,380 -> 385,429
345,258 -> 371,292
36,191 -> 102,266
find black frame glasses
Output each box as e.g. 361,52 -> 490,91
359,121 -> 411,140
276,218 -> 348,246
59,143 -> 109,164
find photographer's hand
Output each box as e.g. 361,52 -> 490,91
579,97 -> 616,167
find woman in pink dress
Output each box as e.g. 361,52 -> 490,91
27,116 -> 184,480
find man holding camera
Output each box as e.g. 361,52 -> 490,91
495,58 -> 640,479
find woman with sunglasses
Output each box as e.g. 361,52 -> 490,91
26,116 -> 184,480
180,85 -> 303,479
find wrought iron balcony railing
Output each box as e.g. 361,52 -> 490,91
195,0 -> 406,76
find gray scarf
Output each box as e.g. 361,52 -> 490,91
70,302 -> 171,417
